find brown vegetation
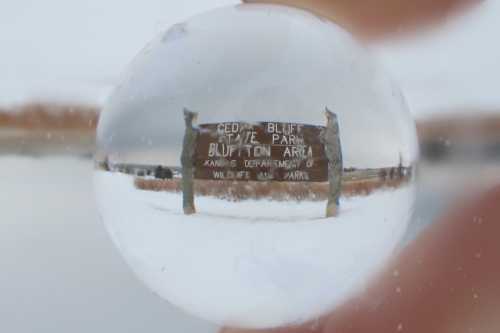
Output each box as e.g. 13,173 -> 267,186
0,102 -> 99,155
416,111 -> 500,142
1,102 -> 499,160
134,176 -> 410,201
1,102 -> 500,145
0,102 -> 99,131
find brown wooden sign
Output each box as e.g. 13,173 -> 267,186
194,122 -> 329,182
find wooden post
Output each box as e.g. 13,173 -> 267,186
324,108 -> 343,218
181,108 -> 198,215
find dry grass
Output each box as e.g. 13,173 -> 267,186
0,102 -> 99,155
2,102 -> 500,151
134,176 -> 410,201
1,102 -> 499,140
0,102 -> 99,131
416,111 -> 500,142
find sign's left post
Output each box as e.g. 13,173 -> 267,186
181,109 -> 198,215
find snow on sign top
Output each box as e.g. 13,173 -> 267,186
194,122 -> 330,182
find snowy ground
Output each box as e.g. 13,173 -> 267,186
0,156 -> 465,332
95,171 -> 415,328
0,157 -> 216,333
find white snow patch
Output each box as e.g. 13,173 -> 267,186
94,171 -> 415,328
0,157 -> 215,333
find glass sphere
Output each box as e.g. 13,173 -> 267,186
94,3 -> 418,330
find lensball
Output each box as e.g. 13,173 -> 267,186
94,3 -> 418,329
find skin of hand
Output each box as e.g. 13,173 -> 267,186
242,0 -> 482,40
222,185 -> 500,333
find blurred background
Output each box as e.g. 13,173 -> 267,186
1,0 -> 499,332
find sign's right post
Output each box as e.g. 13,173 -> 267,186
323,108 -> 343,218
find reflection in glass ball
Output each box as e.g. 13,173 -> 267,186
94,4 -> 418,330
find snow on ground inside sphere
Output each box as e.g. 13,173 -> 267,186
95,171 -> 414,328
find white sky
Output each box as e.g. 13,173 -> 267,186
0,0 -> 499,119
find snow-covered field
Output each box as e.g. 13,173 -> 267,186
0,156 -> 462,332
0,157 -> 216,333
95,171 -> 415,328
